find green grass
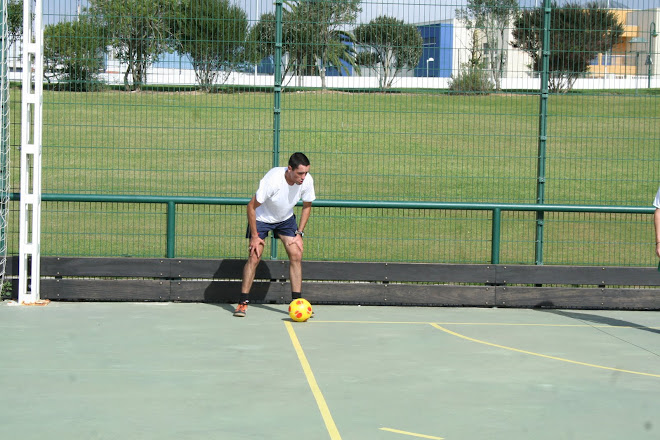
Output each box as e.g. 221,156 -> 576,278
7,88 -> 660,266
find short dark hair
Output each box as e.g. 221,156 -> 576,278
288,152 -> 310,169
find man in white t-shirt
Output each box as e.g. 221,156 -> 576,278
654,186 -> 660,259
234,152 -> 316,317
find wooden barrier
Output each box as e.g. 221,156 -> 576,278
5,257 -> 660,310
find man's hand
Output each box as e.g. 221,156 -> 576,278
249,236 -> 265,258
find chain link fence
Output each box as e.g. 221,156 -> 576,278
5,0 -> 660,266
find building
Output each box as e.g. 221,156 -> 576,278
589,8 -> 660,78
414,21 -> 454,78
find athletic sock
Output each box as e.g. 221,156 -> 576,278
291,292 -> 302,300
239,293 -> 249,304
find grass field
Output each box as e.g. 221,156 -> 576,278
7,88 -> 659,266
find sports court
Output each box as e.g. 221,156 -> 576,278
2,301 -> 659,440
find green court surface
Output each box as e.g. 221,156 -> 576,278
1,301 -> 659,440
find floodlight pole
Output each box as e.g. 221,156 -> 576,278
648,22 -> 657,89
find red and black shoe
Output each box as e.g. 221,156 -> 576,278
233,302 -> 248,317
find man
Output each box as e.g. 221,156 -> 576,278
234,152 -> 316,317
654,186 -> 660,259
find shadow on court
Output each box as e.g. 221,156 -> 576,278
1,301 -> 659,440
539,308 -> 660,335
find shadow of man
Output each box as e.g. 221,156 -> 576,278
203,259 -> 274,305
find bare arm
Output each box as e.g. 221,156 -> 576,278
655,208 -> 660,259
297,201 -> 313,234
290,201 -> 312,253
247,196 -> 264,257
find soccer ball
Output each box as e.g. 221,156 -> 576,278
289,298 -> 313,322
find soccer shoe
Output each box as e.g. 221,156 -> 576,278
233,303 -> 248,317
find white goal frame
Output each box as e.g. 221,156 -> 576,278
18,0 -> 43,304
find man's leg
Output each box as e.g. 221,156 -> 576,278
281,235 -> 303,295
241,250 -> 262,294
235,241 -> 264,317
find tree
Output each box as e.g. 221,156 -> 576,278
88,0 -> 178,91
43,16 -> 108,91
246,0 -> 361,88
511,2 -> 624,92
7,0 -> 23,48
291,0 -> 361,88
174,0 -> 248,91
354,16 -> 423,89
456,0 -> 519,90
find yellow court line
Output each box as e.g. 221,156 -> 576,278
285,321 -> 342,440
380,427 -> 444,439
430,323 -> 660,378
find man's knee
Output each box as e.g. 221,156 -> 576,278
287,247 -> 303,263
245,253 -> 262,268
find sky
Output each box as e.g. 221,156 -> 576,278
42,0 -> 660,26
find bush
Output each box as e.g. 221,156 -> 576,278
44,16 -> 108,92
448,64 -> 494,94
1,282 -> 12,300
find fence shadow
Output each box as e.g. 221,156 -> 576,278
538,309 -> 660,335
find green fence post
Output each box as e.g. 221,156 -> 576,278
166,201 -> 175,258
270,0 -> 284,261
535,0 -> 552,266
491,208 -> 501,264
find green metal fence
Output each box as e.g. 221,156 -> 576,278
5,0 -> 660,267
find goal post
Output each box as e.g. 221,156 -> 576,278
18,0 -> 43,304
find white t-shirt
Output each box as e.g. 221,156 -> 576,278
255,167 -> 316,223
654,186 -> 660,209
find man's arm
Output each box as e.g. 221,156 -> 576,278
297,201 -> 313,234
247,196 -> 264,256
655,208 -> 660,259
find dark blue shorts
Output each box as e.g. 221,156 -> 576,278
246,215 -> 298,240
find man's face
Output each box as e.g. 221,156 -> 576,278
288,164 -> 310,185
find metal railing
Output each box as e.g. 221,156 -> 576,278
11,193 -> 653,265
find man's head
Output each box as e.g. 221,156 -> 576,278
288,152 -> 310,169
286,152 -> 310,185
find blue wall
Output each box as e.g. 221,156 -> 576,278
414,23 -> 453,78
148,23 -> 454,79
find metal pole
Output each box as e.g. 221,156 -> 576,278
535,0 -> 551,265
491,208 -> 501,264
166,201 -> 176,258
648,22 -> 657,89
271,0 -> 284,260
636,52 -> 640,94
